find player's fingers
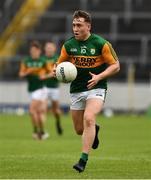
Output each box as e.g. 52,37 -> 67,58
52,71 -> 56,77
88,79 -> 93,83
87,84 -> 93,89
87,82 -> 94,89
89,72 -> 94,76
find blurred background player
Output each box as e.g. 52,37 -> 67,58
41,41 -> 63,135
19,41 -> 49,140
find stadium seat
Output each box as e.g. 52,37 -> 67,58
48,0 -> 81,12
112,39 -> 141,57
131,0 -> 151,12
92,17 -> 110,34
88,0 -> 125,12
134,62 -> 150,82
148,40 -> 151,58
118,17 -> 151,35
34,17 -> 66,33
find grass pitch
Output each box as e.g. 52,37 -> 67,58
0,113 -> 151,179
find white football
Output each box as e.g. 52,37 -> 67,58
56,62 -> 77,83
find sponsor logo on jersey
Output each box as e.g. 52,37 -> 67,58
73,57 -> 97,67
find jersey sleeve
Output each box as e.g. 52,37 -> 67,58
57,45 -> 69,64
102,42 -> 119,65
39,60 -> 47,76
46,62 -> 54,72
39,68 -> 47,76
19,61 -> 27,74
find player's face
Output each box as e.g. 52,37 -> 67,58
45,43 -> 56,57
30,47 -> 41,59
72,17 -> 91,41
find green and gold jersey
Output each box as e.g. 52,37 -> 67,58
19,56 -> 46,92
57,34 -> 118,93
44,54 -> 59,88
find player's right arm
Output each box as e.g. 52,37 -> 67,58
53,45 -> 69,76
19,62 -> 35,78
57,45 -> 69,64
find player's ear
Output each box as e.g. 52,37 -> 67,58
87,23 -> 91,31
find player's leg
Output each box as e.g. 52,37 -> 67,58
29,100 -> 40,139
73,89 -> 106,172
35,88 -> 48,139
52,100 -> 63,135
47,88 -> 63,135
82,98 -> 103,153
36,96 -> 49,140
73,99 -> 103,172
70,92 -> 88,172
71,110 -> 84,135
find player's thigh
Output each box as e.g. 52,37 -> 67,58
39,99 -> 48,113
71,110 -> 84,134
84,98 -> 104,121
29,100 -> 39,113
51,100 -> 61,113
84,88 -> 106,117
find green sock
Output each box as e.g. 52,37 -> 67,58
80,152 -> 88,162
39,128 -> 45,134
33,126 -> 38,133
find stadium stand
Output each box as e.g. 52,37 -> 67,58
149,40 -> 151,57
0,0 -> 24,33
0,0 -> 151,82
131,0 -> 151,12
118,16 -> 151,35
34,16 -> 67,33
88,0 -> 125,12
48,0 -> 81,11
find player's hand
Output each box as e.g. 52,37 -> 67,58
52,64 -> 57,77
19,72 -> 26,78
87,72 -> 100,89
39,74 -> 46,80
40,72 -> 54,80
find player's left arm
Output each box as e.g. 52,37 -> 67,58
87,42 -> 120,89
98,42 -> 120,78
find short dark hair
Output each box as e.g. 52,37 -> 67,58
73,10 -> 92,24
30,41 -> 42,49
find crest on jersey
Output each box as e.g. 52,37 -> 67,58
90,48 -> 95,55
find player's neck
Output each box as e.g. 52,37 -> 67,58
82,33 -> 91,41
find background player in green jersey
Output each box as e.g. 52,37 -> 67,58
41,42 -> 63,135
19,41 -> 49,140
55,10 -> 120,172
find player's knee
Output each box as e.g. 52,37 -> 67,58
74,125 -> 83,135
29,107 -> 35,115
84,113 -> 95,127
52,108 -> 60,115
75,128 -> 83,135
